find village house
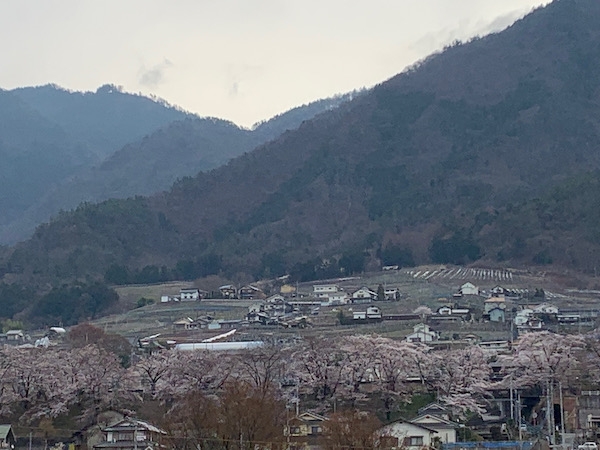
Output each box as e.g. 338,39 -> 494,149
487,307 -> 506,322
173,317 -> 196,331
246,297 -> 291,324
418,402 -> 451,420
93,418 -> 166,450
517,317 -> 544,331
0,425 -> 15,449
533,303 -> 559,315
313,284 -> 339,298
248,301 -> 265,314
239,285 -> 264,300
351,287 -> 376,303
353,306 -> 382,320
411,413 -> 457,444
460,282 -> 479,296
577,391 -> 600,433
490,285 -> 506,297
219,285 -> 237,299
5,330 -> 24,342
378,420 -> 438,450
326,292 -> 349,305
406,323 -> 438,343
384,288 -> 399,300
484,297 -> 507,322
246,311 -> 272,325
284,411 -> 327,450
179,288 -> 204,301
514,308 -> 534,326
160,295 -> 178,303
478,340 -> 511,354
265,294 -> 293,313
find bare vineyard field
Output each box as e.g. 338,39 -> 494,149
405,266 -> 517,283
95,264 -> 600,340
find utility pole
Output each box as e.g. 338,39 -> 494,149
547,380 -> 554,445
518,391 -> 523,441
559,381 -> 566,446
510,374 -> 514,421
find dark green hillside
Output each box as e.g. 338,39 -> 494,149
476,171 -> 600,271
0,87 -> 354,244
5,0 -> 600,284
0,84 -> 191,243
0,90 -> 91,221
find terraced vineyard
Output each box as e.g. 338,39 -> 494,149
405,267 -> 517,283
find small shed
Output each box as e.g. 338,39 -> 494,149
0,425 -> 15,449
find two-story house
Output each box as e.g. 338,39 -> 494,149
94,419 -> 166,450
406,323 -> 438,343
284,412 -> 327,450
312,284 -> 339,298
351,287 -> 376,303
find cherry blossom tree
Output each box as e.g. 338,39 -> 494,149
292,337 -> 347,402
498,331 -> 584,443
232,344 -> 290,397
338,335 -> 378,402
501,331 -> 584,389
153,350 -> 232,400
0,347 -> 48,416
428,346 -> 492,415
132,351 -> 175,398
371,337 -> 431,418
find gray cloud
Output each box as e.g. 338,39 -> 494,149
138,59 -> 173,88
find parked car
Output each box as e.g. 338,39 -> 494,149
578,442 -> 598,450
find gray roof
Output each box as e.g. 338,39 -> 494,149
0,425 -> 13,440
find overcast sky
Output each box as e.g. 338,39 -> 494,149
0,0 -> 550,127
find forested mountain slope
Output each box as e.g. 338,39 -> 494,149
0,86 -> 353,243
5,0 -> 600,283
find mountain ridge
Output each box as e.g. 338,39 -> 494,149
5,0 -> 600,283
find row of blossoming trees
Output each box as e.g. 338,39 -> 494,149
1,330 -> 599,448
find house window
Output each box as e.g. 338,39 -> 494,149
289,426 -> 301,435
118,433 -> 133,441
311,426 -> 321,435
409,436 -> 424,446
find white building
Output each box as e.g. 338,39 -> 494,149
460,282 -> 479,296
326,292 -> 349,305
180,288 -> 200,301
406,323 -> 438,343
351,287 -> 376,302
313,284 -> 339,298
378,421 -> 437,450
353,306 -> 382,320
411,414 -> 457,444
